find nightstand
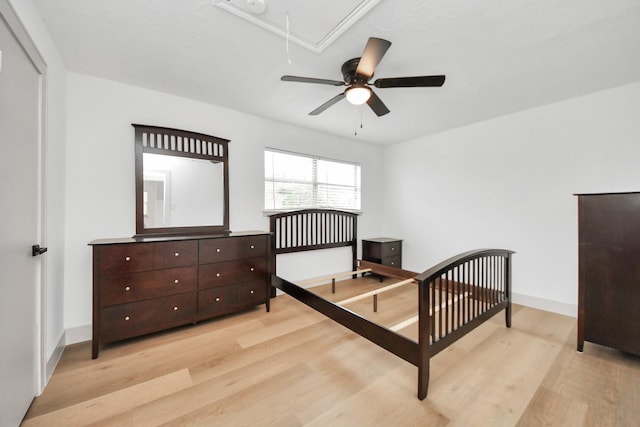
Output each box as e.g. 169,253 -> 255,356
362,238 -> 402,268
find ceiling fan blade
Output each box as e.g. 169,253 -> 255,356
281,75 -> 345,86
355,37 -> 392,79
309,93 -> 345,115
366,90 -> 390,117
373,75 -> 446,88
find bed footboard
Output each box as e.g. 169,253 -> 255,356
414,249 -> 514,399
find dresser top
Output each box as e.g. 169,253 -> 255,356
89,230 -> 269,246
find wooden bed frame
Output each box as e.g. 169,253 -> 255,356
269,209 -> 514,400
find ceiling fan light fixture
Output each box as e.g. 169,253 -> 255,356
345,86 -> 371,105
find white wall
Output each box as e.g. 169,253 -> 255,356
64,72 -> 385,340
9,0 -> 68,379
383,82 -> 640,316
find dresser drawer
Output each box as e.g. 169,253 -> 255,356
100,266 -> 198,307
100,292 -> 196,343
153,240 -> 197,268
99,243 -> 154,274
198,280 -> 266,317
199,235 -> 268,263
198,257 -> 267,289
236,280 -> 267,306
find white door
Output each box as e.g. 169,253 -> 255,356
0,4 -> 45,426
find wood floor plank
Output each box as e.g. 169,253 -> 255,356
117,321 -> 352,424
155,363 -> 322,426
23,284 -> 640,427
25,317 -> 260,417
425,307 -> 575,426
22,369 -> 193,426
234,309 -> 326,349
517,386 -> 588,426
549,343 -> 640,426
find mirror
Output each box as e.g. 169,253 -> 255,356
143,153 -> 225,228
133,124 -> 229,236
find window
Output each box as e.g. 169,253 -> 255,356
265,148 -> 361,211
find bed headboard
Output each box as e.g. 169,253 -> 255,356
269,209 -> 358,274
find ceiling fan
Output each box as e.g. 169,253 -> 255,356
281,37 -> 445,117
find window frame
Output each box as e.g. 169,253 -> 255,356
264,148 -> 362,213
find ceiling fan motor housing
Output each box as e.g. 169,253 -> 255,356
342,58 -> 369,85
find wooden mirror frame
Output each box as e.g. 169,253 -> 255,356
133,124 -> 230,237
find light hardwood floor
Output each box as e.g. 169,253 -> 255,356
23,277 -> 640,426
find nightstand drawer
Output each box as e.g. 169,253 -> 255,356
382,254 -> 402,268
380,242 -> 401,258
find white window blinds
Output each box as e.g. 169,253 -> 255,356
265,149 -> 361,211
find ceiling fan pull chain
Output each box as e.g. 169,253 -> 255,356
285,12 -> 292,64
353,107 -> 358,135
353,106 -> 364,135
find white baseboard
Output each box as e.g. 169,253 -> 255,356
65,324 -> 92,345
45,332 -> 65,386
512,292 -> 577,318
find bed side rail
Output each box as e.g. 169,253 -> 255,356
272,274 -> 419,366
415,249 -> 515,355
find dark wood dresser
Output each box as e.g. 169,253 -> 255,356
577,192 -> 640,356
89,231 -> 270,358
362,237 -> 402,268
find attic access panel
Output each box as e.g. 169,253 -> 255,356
213,0 -> 383,53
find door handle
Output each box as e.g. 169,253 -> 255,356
32,244 -> 48,257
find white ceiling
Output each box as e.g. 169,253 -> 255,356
33,0 -> 640,145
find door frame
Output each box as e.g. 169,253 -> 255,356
0,0 -> 48,393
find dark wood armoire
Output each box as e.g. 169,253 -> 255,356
576,192 -> 640,356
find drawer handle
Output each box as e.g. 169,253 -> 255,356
174,252 -> 180,257
173,306 -> 179,311
250,267 -> 255,272
391,247 -> 395,251
216,248 -> 221,253
124,316 -> 130,321
215,297 -> 221,302
250,245 -> 255,249
125,286 -> 131,291
250,290 -> 254,294
174,279 -> 179,284
125,256 -> 131,262
391,262 -> 395,265
216,273 -> 221,277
